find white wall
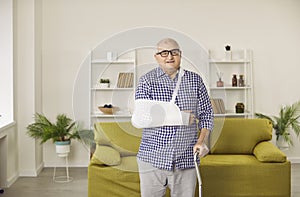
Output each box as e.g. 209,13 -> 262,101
14,0 -> 43,176
13,0 -> 300,168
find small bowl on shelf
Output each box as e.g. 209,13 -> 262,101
98,106 -> 119,115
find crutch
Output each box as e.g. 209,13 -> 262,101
194,151 -> 202,197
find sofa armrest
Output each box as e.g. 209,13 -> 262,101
253,141 -> 286,163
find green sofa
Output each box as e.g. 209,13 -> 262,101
201,118 -> 290,197
88,122 -> 142,197
88,118 -> 290,197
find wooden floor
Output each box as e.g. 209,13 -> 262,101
1,164 -> 299,197
1,168 -> 88,197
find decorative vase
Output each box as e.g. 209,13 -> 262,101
232,74 -> 237,87
55,141 -> 71,157
276,135 -> 289,150
216,72 -> 224,87
217,79 -> 224,87
106,51 -> 113,61
238,75 -> 245,87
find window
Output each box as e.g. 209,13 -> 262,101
0,0 -> 13,128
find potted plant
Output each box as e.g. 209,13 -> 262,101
26,113 -> 82,157
99,78 -> 110,88
224,44 -> 232,60
255,100 -> 300,149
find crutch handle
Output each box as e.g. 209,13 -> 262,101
194,149 -> 200,161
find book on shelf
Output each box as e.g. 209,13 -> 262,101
210,98 -> 226,114
117,72 -> 134,88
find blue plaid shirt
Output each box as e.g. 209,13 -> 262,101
136,66 -> 213,171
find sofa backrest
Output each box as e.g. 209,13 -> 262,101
210,118 -> 272,154
94,122 -> 142,156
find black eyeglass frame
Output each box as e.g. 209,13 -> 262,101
156,49 -> 182,57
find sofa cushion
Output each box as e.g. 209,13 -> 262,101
201,154 -> 260,166
253,141 -> 286,162
210,118 -> 272,154
93,145 -> 121,166
94,122 -> 142,156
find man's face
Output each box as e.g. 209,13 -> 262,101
154,43 -> 181,72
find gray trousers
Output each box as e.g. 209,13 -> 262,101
137,159 -> 197,197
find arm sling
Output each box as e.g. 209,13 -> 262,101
131,68 -> 190,129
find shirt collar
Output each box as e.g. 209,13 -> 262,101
156,66 -> 181,79
156,67 -> 166,78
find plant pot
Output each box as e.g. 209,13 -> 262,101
99,83 -> 110,88
55,141 -> 71,157
224,51 -> 232,61
276,135 -> 289,150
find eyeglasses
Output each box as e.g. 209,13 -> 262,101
156,49 -> 181,57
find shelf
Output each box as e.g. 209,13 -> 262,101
91,87 -> 134,91
91,59 -> 135,64
89,50 -> 137,127
210,86 -> 251,90
214,110 -> 252,117
214,113 -> 251,117
209,59 -> 250,63
91,111 -> 132,118
208,48 -> 253,119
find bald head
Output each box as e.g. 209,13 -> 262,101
156,38 -> 180,51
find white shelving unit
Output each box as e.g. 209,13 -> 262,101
89,50 -> 136,127
208,49 -> 254,118
87,48 -> 253,127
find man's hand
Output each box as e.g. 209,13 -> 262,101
193,143 -> 209,158
194,128 -> 210,158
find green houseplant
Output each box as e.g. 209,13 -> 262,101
27,113 -> 80,143
255,100 -> 300,147
26,113 -> 93,156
